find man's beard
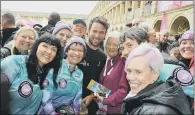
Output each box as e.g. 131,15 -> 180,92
88,37 -> 100,48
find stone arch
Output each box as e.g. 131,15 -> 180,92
153,19 -> 162,32
170,15 -> 190,34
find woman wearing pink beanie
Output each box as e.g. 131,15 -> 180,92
179,30 -> 194,75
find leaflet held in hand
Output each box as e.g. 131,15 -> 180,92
87,79 -> 111,98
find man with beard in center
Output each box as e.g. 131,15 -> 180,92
78,16 -> 110,114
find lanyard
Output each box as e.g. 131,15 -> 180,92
103,57 -> 114,77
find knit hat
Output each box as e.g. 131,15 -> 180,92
52,21 -> 71,35
64,36 -> 87,57
73,19 -> 86,27
179,30 -> 194,44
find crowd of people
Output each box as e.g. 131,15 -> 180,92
0,11 -> 194,115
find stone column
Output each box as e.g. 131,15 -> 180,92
140,1 -> 146,17
120,2 -> 125,22
112,9 -> 114,24
100,3 -> 102,11
151,1 -> 158,14
115,7 -> 118,24
102,2 -> 104,9
98,6 -> 100,15
132,1 -> 138,19
113,7 -> 115,24
112,7 -> 116,24
116,5 -> 120,24
125,1 -> 129,21
103,1 -> 104,8
108,10 -> 111,21
109,10 -> 112,24
107,12 -> 109,20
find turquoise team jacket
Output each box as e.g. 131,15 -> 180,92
1,55 -> 43,114
159,63 -> 194,98
38,59 -> 83,114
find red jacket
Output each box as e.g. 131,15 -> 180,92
99,56 -> 129,114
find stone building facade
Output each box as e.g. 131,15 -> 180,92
1,1 -> 193,35
88,1 -> 193,34
1,9 -> 88,26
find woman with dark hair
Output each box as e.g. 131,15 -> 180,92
138,22 -> 157,45
120,26 -> 149,59
38,36 -> 86,115
0,33 -> 62,114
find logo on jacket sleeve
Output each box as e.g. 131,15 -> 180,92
42,79 -> 49,88
59,78 -> 67,89
18,81 -> 33,98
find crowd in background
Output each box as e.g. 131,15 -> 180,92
0,11 -> 194,115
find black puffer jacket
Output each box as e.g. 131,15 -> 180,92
122,80 -> 192,115
39,24 -> 54,34
39,12 -> 60,36
1,71 -> 10,114
164,56 -> 188,68
1,27 -> 19,46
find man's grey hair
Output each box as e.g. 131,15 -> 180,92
125,43 -> 164,73
160,29 -> 170,37
2,12 -> 16,25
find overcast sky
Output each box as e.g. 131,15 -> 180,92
1,1 -> 99,15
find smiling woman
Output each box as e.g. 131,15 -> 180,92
0,33 -> 62,114
179,30 -> 194,60
1,26 -> 37,59
38,36 -> 87,115
95,30 -> 129,114
122,43 -> 192,115
36,42 -> 58,67
175,30 -> 194,76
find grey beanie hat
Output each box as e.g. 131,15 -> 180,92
52,21 -> 71,35
64,36 -> 87,57
179,30 -> 194,44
